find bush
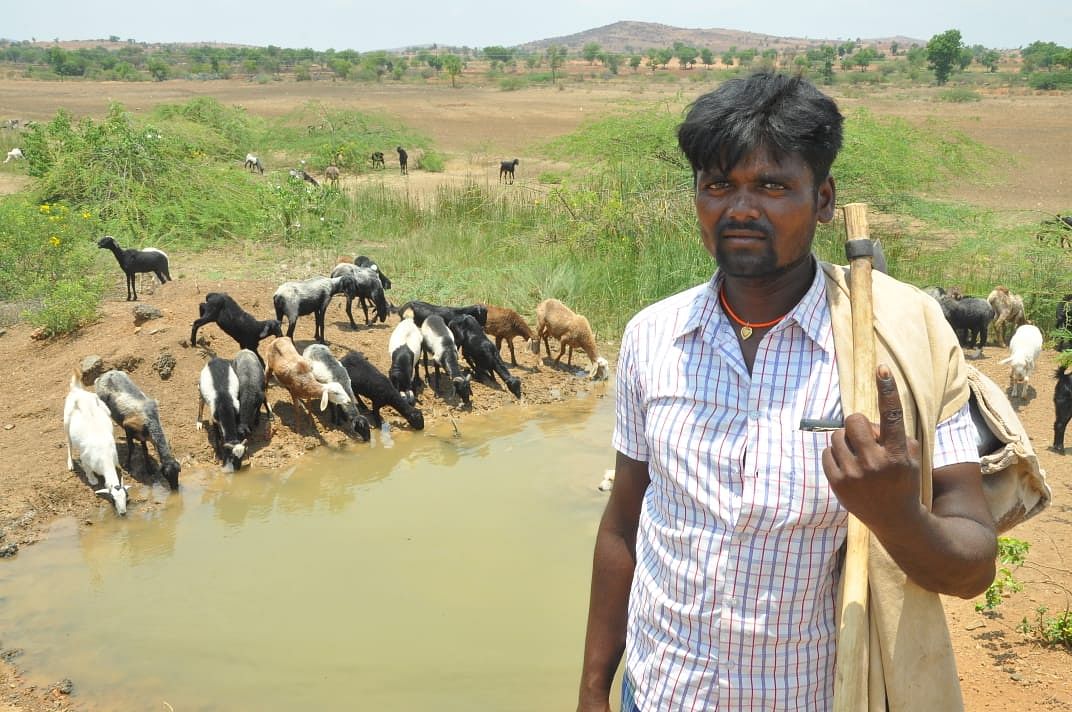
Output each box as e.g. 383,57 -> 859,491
25,278 -> 102,336
417,149 -> 446,172
937,87 -> 982,102
499,77 -> 525,91
1028,71 -> 1072,90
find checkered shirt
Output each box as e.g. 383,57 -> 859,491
612,266 -> 979,711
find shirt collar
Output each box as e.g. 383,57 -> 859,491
673,259 -> 834,355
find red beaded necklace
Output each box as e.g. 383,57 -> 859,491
718,287 -> 791,340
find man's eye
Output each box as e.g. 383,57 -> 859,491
762,182 -> 786,190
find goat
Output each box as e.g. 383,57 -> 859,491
273,273 -> 357,343
354,255 -> 392,290
340,351 -> 425,430
3,147 -> 23,163
289,164 -> 320,187
325,165 -> 340,187
938,294 -> 993,359
190,292 -> 283,360
329,263 -> 389,328
64,373 -> 129,515
398,300 -> 488,328
1000,324 -> 1043,400
232,349 -> 272,440
244,153 -> 264,174
987,285 -> 1027,346
535,298 -> 610,380
397,146 -> 408,175
97,235 -> 172,302
420,314 -> 472,406
94,370 -> 181,489
388,317 -> 423,405
922,286 -> 946,302
483,303 -> 539,365
264,337 -> 353,433
197,358 -> 247,472
1053,366 -> 1072,454
449,314 -> 522,398
301,343 -> 372,441
370,151 -> 385,169
499,158 -> 519,184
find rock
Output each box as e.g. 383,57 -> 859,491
0,328 -> 6,337
132,304 -> 162,325
0,543 -> 17,558
1010,673 -> 1023,682
3,424 -> 12,431
79,355 -> 104,384
0,648 -> 23,662
153,350 -> 177,380
30,327 -> 48,340
111,355 -> 143,373
52,679 -> 73,695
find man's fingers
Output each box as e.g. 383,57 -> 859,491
876,364 -> 907,457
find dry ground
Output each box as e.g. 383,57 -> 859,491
1,76 -> 1071,711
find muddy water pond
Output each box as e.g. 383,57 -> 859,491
1,390 -> 617,710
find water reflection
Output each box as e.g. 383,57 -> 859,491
1,390 -> 617,711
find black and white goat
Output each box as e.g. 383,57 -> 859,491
97,235 -> 172,302
449,314 -> 522,398
398,300 -> 488,328
190,292 -> 283,358
420,314 -> 472,406
64,373 -> 129,515
273,273 -> 357,343
329,263 -> 389,328
388,318 -> 423,405
301,344 -> 372,441
94,370 -> 181,489
196,358 -> 247,472
232,349 -> 272,440
244,153 -> 264,174
340,351 -> 425,430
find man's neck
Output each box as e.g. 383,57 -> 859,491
721,254 -> 817,325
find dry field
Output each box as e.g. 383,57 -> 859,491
0,76 -> 1071,711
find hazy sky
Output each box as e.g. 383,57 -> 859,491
4,0 -> 1068,52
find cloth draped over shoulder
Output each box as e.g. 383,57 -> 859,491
820,262 -> 1050,712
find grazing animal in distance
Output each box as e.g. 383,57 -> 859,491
3,147 -> 23,163
1055,294 -> 1072,352
535,298 -> 610,380
986,285 -> 1027,346
97,235 -> 172,301
94,370 -> 181,490
325,165 -> 340,187
64,373 -> 129,515
397,146 -> 408,175
499,158 -> 519,184
370,151 -> 385,169
244,153 -> 264,174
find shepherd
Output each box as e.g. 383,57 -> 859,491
575,72 -> 1034,712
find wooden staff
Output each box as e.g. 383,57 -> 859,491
833,202 -> 878,711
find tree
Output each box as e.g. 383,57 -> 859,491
700,48 -> 714,68
442,53 -> 463,87
147,57 -> 169,81
656,48 -> 674,68
674,43 -> 698,70
582,42 -> 601,64
629,54 -> 642,72
890,41 -> 900,56
978,49 -> 1001,72
853,47 -> 878,71
483,45 -> 514,66
926,29 -> 964,85
646,48 -> 659,71
602,52 -> 621,75
1021,41 -> 1065,72
546,45 -> 567,84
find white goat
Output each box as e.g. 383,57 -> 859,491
535,298 -> 609,380
1000,324 -> 1043,400
3,147 -> 23,163
64,374 -> 129,515
244,153 -> 264,174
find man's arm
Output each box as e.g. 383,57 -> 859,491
823,366 -> 997,599
577,452 -> 650,712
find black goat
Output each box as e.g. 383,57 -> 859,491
370,151 -> 385,169
397,146 -> 408,175
448,315 -> 522,398
398,300 -> 488,328
329,264 -> 389,328
190,292 -> 283,359
939,295 -> 994,358
97,235 -> 172,301
232,349 -> 272,440
499,158 -> 519,184
1054,366 -> 1072,454
354,255 -> 392,290
340,352 -> 425,430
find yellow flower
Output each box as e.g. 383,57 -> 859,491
81,211 -> 92,220
39,204 -> 50,214
49,236 -> 61,247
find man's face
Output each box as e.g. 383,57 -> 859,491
695,146 -> 835,278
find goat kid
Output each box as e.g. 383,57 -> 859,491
65,374 -> 129,514
95,370 -> 181,489
1000,324 -> 1044,400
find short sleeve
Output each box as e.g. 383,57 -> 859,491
932,401 -> 979,469
611,320 -> 649,462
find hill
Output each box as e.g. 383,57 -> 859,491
516,20 -> 924,54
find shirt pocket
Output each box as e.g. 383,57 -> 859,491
776,430 -> 848,530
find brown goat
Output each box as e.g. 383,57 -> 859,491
264,337 -> 350,431
483,304 -> 539,365
535,298 -> 609,380
325,165 -> 340,187
986,285 -> 1027,346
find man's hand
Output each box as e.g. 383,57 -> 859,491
822,365 -> 925,534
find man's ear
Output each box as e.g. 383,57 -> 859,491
817,175 -> 836,223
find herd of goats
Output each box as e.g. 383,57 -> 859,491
62,235 -> 610,515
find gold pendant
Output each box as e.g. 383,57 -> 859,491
740,326 -> 753,340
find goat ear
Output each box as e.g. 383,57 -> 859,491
320,391 -> 331,412
259,323 -> 272,338
95,488 -> 110,497
998,357 -> 1011,365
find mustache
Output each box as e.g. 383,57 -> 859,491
716,220 -> 772,239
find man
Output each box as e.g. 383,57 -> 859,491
577,73 -> 998,711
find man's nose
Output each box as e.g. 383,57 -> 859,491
726,190 -> 761,221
